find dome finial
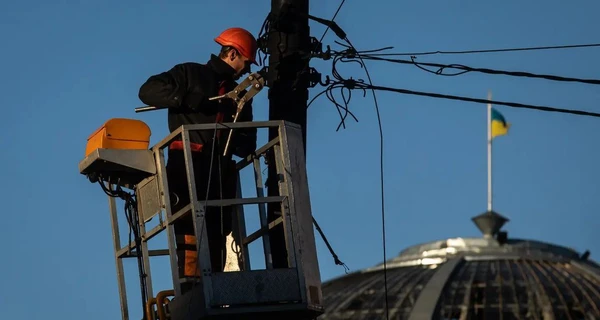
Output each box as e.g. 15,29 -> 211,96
472,210 -> 509,239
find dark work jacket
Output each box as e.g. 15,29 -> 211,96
138,54 -> 256,159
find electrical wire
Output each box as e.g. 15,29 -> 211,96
318,43 -> 600,118
362,42 -> 600,57
312,217 -> 349,273
326,44 -> 600,86
311,37 -> 392,320
351,53 -> 600,86
315,1 -> 346,52
315,70 -> 600,119
293,0 -> 346,90
307,81 -> 359,131
98,179 -> 149,319
306,33 -> 392,319
256,13 -> 272,67
305,0 -> 354,274
364,84 -> 600,118
340,37 -> 391,320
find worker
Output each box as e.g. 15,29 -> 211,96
137,27 -> 258,293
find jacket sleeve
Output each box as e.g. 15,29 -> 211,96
138,63 -> 205,109
232,97 -> 257,158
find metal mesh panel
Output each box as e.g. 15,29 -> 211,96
137,176 -> 161,222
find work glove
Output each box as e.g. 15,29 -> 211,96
232,132 -> 257,158
183,90 -> 220,114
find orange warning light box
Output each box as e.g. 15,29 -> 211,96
85,118 -> 152,157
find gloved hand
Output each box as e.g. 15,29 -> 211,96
234,144 -> 256,158
183,90 -> 220,114
232,132 -> 256,158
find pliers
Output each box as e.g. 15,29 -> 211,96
208,72 -> 266,156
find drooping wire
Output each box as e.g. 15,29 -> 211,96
316,42 -> 600,118
313,217 -> 349,273
341,36 -> 391,320
352,53 -> 600,86
361,42 -> 600,57
312,37 -> 391,319
98,179 -> 148,320
315,60 -> 600,118
307,80 -> 360,131
307,51 -> 365,130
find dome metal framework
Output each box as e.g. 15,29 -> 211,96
319,211 -> 600,320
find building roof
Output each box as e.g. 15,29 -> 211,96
319,211 -> 600,319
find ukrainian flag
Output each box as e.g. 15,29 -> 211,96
491,108 -> 510,138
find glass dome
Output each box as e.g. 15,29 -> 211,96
319,212 -> 600,319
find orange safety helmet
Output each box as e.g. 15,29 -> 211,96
214,27 -> 258,65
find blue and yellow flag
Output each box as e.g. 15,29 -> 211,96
491,108 -> 510,138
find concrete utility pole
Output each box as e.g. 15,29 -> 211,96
266,0 -> 311,268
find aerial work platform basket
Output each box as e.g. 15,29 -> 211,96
78,119 -> 324,320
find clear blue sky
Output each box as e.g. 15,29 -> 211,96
1,1 -> 599,319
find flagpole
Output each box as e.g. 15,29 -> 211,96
487,90 -> 493,212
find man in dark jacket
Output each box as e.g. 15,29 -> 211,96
137,27 -> 258,290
